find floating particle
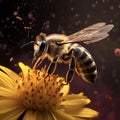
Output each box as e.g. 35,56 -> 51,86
71,8 -> 74,11
110,6 -> 114,10
110,19 -> 113,23
75,13 -> 79,17
102,0 -> 105,3
29,20 -> 34,25
24,27 -> 32,30
49,0 -> 53,3
17,6 -> 20,10
114,48 -> 120,56
12,21 -> 15,24
14,26 -> 17,29
10,57 -> 14,62
75,20 -> 81,25
3,43 -> 7,50
6,17 -> 10,21
51,13 -> 56,18
92,4 -> 96,8
94,90 -> 98,95
43,20 -> 50,25
118,5 -> 120,9
86,14 -> 91,18
43,20 -> 50,30
4,25 -> 8,28
16,16 -> 23,21
13,11 -> 18,16
101,65 -> 106,71
14,64 -> 18,67
105,95 -> 112,103
95,1 -> 98,4
28,12 -> 35,19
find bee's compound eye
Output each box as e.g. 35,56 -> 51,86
36,41 -> 47,56
40,41 -> 46,50
33,40 -> 47,57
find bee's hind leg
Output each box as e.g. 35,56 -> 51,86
47,55 -> 59,74
63,54 -> 76,84
66,56 -> 75,84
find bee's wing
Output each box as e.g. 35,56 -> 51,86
63,22 -> 114,45
46,34 -> 69,41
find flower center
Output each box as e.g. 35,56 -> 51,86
15,68 -> 64,111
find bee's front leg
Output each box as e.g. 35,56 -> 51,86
47,55 -> 59,74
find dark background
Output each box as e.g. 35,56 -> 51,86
0,0 -> 120,120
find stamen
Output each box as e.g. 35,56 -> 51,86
17,85 -> 20,89
30,82 -> 33,86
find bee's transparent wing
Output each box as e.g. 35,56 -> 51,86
62,22 -> 114,45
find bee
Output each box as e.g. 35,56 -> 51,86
23,22 -> 114,84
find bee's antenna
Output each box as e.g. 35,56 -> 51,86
20,41 -> 34,48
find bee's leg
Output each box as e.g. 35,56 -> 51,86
32,52 -> 45,70
47,55 -> 59,74
33,58 -> 44,70
62,54 -> 76,84
66,56 -> 75,84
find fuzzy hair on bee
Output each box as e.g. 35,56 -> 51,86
22,22 -> 114,84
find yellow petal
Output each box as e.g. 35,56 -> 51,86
53,109 -> 74,120
62,93 -> 88,100
18,62 -> 31,77
0,87 -> 15,97
0,72 -> 11,88
0,65 -> 20,82
61,99 -> 91,114
61,98 -> 90,106
73,118 -> 87,120
40,111 -> 57,120
0,99 -> 21,114
23,110 -> 36,120
0,99 -> 24,120
36,111 -> 43,120
50,112 -> 58,120
72,108 -> 99,118
0,108 -> 24,120
60,84 -> 70,96
0,71 -> 15,88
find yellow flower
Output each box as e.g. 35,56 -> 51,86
0,62 -> 98,120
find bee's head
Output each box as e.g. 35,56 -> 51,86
35,32 -> 46,42
33,33 -> 48,62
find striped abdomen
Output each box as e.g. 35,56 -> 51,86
74,45 -> 97,83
